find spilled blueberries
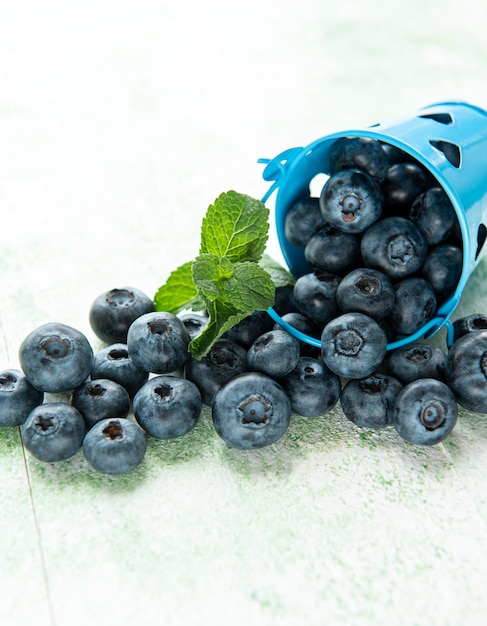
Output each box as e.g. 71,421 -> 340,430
2,138 -> 487,474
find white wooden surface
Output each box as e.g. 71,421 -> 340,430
2,1 -> 487,625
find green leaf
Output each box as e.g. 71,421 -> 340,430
188,300 -> 250,360
218,262 -> 275,311
154,261 -> 202,314
259,253 -> 296,288
200,191 -> 269,263
192,253 -> 220,301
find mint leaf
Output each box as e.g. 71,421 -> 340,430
259,253 -> 296,288
188,300 -> 249,360
154,261 -> 203,314
191,253 -> 221,301
189,259 -> 275,359
217,262 -> 275,311
192,255 -> 275,312
200,191 -> 269,263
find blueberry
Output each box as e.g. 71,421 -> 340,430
178,312 -> 209,340
409,187 -> 457,246
293,270 -> 341,326
421,244 -> 462,302
304,224 -> 362,275
381,162 -> 430,215
82,417 -> 147,475
328,136 -> 390,183
71,378 -> 131,430
222,310 -> 274,349
127,311 -> 190,374
212,372 -> 291,449
340,373 -> 403,429
184,339 -> 248,406
90,343 -> 149,398
133,375 -> 201,439
336,267 -> 395,321
278,357 -> 341,417
445,329 -> 487,413
380,142 -> 413,165
272,285 -> 300,316
376,315 -> 399,344
320,168 -> 383,233
247,329 -> 300,379
284,195 -> 325,247
448,215 -> 463,248
321,312 -> 388,379
21,402 -> 86,462
360,216 -> 428,281
386,278 -> 437,336
19,322 -> 94,392
272,312 -> 321,357
89,287 -> 155,344
393,378 -> 458,445
0,369 -> 44,427
383,343 -> 447,385
452,313 -> 487,342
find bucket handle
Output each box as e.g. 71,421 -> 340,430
258,147 -> 303,203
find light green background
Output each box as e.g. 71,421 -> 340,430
1,1 -> 487,625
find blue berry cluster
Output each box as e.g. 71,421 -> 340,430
287,137 -> 463,346
0,283 -> 486,474
0,137 -> 485,472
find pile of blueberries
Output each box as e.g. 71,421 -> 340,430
1,136 -> 487,475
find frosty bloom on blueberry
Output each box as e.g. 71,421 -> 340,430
90,343 -> 149,398
71,378 -> 131,430
133,376 -> 202,440
409,186 -> 456,246
446,329 -> 487,413
360,216 -> 428,281
19,322 -> 93,393
212,372 -> 291,450
89,286 -> 155,344
83,418 -> 147,475
278,357 -> 341,417
340,373 -> 403,429
422,244 -> 462,302
292,271 -> 341,326
21,402 -> 86,463
0,369 -> 44,428
247,329 -> 300,379
321,312 -> 387,379
383,343 -> 447,385
284,195 -> 325,247
320,168 -> 384,233
127,311 -> 190,374
304,224 -> 362,275
452,313 -> 487,342
387,277 -> 437,336
393,379 -> 458,446
185,339 -> 248,406
336,268 -> 395,321
328,136 -> 390,183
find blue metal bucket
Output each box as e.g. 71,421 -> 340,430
260,101 -> 487,350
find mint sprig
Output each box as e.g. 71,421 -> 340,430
154,191 -> 284,360
200,192 -> 269,262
